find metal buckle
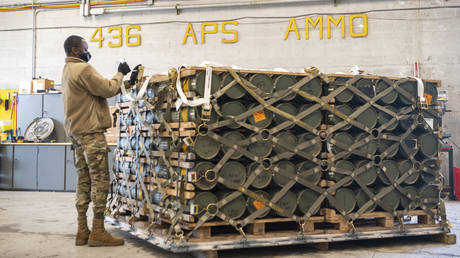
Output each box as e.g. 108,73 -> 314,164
188,171 -> 197,182
236,224 -> 247,239
348,220 -> 356,233
299,219 -> 306,235
201,106 -> 212,122
190,204 -> 199,215
183,136 -> 194,146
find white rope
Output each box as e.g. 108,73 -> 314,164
120,75 -> 152,102
412,77 -> 426,103
175,65 -> 212,111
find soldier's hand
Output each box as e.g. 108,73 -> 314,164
118,62 -> 131,75
129,64 -> 142,85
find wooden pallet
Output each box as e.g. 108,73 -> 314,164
119,122 -> 197,137
117,173 -> 195,187
117,155 -> 195,169
114,200 -> 441,240
327,74 -> 442,86
116,183 -> 196,209
110,207 -> 447,244
117,150 -> 195,161
186,66 -> 310,77
167,208 -> 440,241
118,92 -> 196,110
120,122 -> 197,131
320,208 -> 439,233
147,69 -> 197,84
107,214 -> 453,258
185,217 -> 330,242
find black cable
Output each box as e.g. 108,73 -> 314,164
0,4 -> 459,32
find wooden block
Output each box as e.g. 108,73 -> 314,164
376,216 -> 394,228
188,65 -> 309,76
247,223 -> 265,235
192,227 -> 211,239
319,208 -> 349,232
319,180 -> 327,188
302,221 -> 315,232
165,188 -> 195,199
321,208 -> 337,222
338,220 -> 350,232
431,233 -> 457,245
139,204 -> 149,216
418,214 -> 435,224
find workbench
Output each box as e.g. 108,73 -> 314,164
0,93 -> 118,192
0,143 -> 116,191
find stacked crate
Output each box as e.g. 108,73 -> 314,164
110,66 -> 445,244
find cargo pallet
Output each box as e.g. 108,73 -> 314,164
110,66 -> 453,258
106,208 -> 455,258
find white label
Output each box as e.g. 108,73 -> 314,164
403,215 -> 418,225
425,118 -> 434,129
438,90 -> 448,101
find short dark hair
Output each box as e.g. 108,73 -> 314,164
64,35 -> 83,56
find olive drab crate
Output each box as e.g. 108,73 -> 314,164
106,66 -> 454,255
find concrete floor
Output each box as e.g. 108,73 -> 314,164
0,191 -> 458,258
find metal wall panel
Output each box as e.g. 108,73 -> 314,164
43,94 -> 67,142
17,94 -> 43,138
65,146 -> 77,191
0,146 -> 14,189
37,146 -> 65,191
13,146 -> 38,190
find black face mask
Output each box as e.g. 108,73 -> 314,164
79,51 -> 91,62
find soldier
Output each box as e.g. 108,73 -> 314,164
61,35 -> 134,246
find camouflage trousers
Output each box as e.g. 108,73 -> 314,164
71,132 -> 110,216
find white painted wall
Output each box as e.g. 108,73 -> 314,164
1,0 -> 460,168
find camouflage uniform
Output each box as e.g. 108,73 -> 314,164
71,132 -> 110,216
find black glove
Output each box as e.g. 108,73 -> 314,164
118,62 -> 131,75
129,64 -> 142,85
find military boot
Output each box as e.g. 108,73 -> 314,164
75,216 -> 91,246
88,218 -> 124,247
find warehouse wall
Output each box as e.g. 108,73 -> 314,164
1,0 -> 460,167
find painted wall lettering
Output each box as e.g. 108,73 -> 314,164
284,14 -> 368,40
181,14 -> 367,45
306,16 -> 323,40
182,21 -> 239,45
350,14 -> 368,37
90,25 -> 141,48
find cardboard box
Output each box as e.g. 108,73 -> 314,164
32,79 -> 54,93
